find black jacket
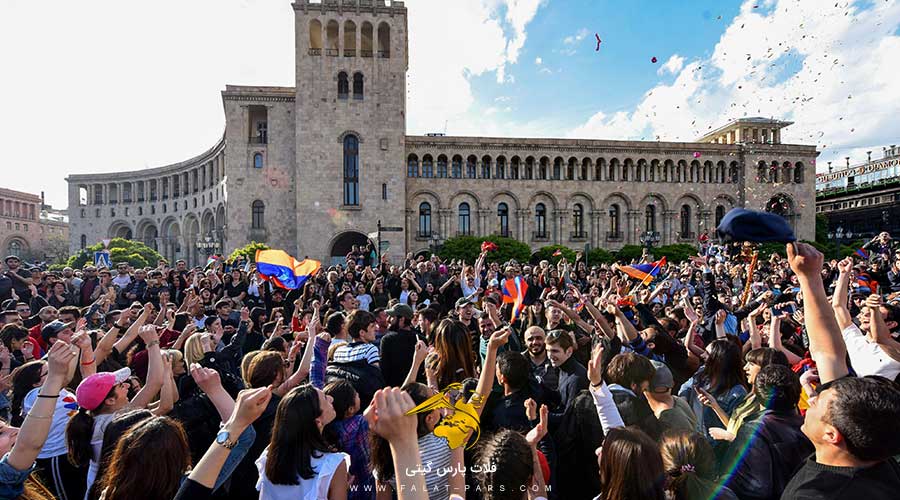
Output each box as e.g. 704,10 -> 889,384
721,409 -> 813,500
326,359 -> 386,411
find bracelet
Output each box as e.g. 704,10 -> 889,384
27,413 -> 53,420
37,394 -> 60,399
81,358 -> 96,366
147,340 -> 160,348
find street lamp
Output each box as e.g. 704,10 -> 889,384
827,226 -> 853,258
640,230 -> 661,258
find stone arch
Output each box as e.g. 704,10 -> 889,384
608,158 -> 620,181
524,156 -> 535,180
108,220 -> 133,240
450,191 -> 481,236
309,19 -> 323,50
793,162 -> 805,183
408,190 -> 442,211
377,21 -> 390,57
757,160 -> 769,182
182,214 -> 201,266
3,236 -> 29,259
360,21 -> 374,55
325,19 -> 340,52
490,190 -> 521,211
495,155 -> 507,179
136,219 -> 159,251
677,160 -> 688,183
343,20 -> 357,55
449,190 -> 483,209
782,161 -> 793,184
702,160 -> 713,183
636,158 -> 648,182
602,192 -> 632,241
689,160 -> 701,183
509,155 -> 521,180
527,190 -> 559,211
159,217 -> 183,263
329,231 -> 375,266
663,159 -> 675,183
674,194 -> 703,240
622,158 -> 634,181
595,157 -> 606,181
580,157 -> 591,181
538,156 -> 550,180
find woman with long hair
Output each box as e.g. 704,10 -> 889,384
224,269 -> 248,306
256,384 -> 349,499
1,324 -> 31,371
429,319 -> 476,390
66,326 -> 164,495
659,430 -> 737,500
598,427 -> 666,500
473,406 -> 549,500
678,339 -> 748,441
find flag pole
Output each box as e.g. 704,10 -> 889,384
624,258 -> 664,298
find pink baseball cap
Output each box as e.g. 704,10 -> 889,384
75,368 -> 131,411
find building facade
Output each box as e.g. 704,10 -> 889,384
816,145 -> 900,242
0,188 -> 70,262
66,0 -> 817,266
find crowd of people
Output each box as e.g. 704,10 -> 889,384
0,230 -> 899,499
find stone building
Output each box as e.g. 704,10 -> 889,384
67,0 -> 817,267
0,188 -> 69,262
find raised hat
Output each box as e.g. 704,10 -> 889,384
715,208 -> 796,243
75,368 -> 131,411
385,303 -> 414,319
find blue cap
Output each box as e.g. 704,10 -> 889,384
715,208 -> 796,243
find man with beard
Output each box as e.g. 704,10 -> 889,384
523,325 -> 559,394
379,303 -> 420,387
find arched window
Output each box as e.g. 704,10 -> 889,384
437,155 -> 448,178
535,203 -> 547,238
7,239 -> 22,256
715,205 -> 726,227
458,202 -> 471,235
451,156 -> 462,178
353,72 -> 364,99
794,162 -> 804,183
552,158 -> 561,180
326,20 -> 339,54
422,155 -> 433,178
609,204 -> 621,237
343,135 -> 359,205
680,205 -> 691,238
377,22 -> 390,57
539,158 -> 548,180
510,157 -> 520,180
309,19 -> 323,53
496,157 -> 506,179
418,202 -> 432,237
80,234 -> 87,249
581,159 -> 589,181
466,157 -> 477,179
361,22 -> 374,57
481,157 -> 491,179
338,72 -> 349,99
407,155 -> 419,177
253,153 -> 264,168
251,200 -> 265,229
573,203 -> 585,237
645,205 -> 656,232
344,20 -> 357,57
757,161 -> 768,182
498,203 -> 509,236
729,162 -> 740,183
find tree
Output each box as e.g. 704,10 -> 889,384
438,236 -> 531,264
654,244 -> 698,263
614,245 -> 644,263
65,238 -> 164,270
586,247 -> 615,265
229,241 -> 270,263
531,245 -> 577,265
42,233 -> 71,265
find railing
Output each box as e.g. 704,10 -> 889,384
416,231 -> 432,238
606,231 -> 623,241
360,50 -> 373,58
456,230 -> 472,237
325,48 -> 339,56
377,50 -> 390,58
308,48 -> 322,56
570,231 -> 587,240
248,136 -> 267,144
532,231 -> 549,240
344,49 -> 356,57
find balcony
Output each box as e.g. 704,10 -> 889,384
532,231 -> 549,241
248,136 -> 267,145
344,49 -> 356,57
570,231 -> 587,240
338,92 -> 349,100
325,48 -> 339,57
360,50 -> 373,58
606,231 -> 623,241
308,48 -> 322,56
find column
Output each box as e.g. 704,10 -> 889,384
590,210 -> 602,249
663,210 -> 676,244
438,209 -> 451,240
477,209 -> 491,236
552,209 -> 565,244
515,209 -> 528,242
699,210 -> 711,237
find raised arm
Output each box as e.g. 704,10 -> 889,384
769,312 -> 803,365
606,304 -> 639,343
586,343 -> 624,433
113,303 -> 152,357
831,257 -> 854,330
129,325 -> 164,409
402,340 -> 428,388
470,327 -> 510,417
787,243 -> 848,383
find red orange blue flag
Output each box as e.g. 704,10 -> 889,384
854,248 -> 869,260
501,276 -> 529,322
619,256 -> 667,285
255,249 -> 321,290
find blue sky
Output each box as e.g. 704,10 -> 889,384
1,0 -> 899,208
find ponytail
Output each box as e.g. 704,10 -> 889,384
66,407 -> 96,467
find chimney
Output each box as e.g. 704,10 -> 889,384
828,161 -> 832,173
867,151 -> 872,163
845,157 -> 850,168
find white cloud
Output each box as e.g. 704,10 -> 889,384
535,56 -> 543,65
568,0 -> 900,172
539,67 -> 553,75
657,54 -> 685,76
563,28 -> 590,45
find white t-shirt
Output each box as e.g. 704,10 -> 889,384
357,294 -> 373,311
842,323 -> 900,380
22,388 -> 78,459
255,448 -> 349,500
112,274 -> 133,289
84,412 -> 116,499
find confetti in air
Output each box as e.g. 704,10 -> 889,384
651,56 -> 658,63
595,33 -> 601,51
693,152 -> 702,159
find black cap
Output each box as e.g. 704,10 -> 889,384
4,255 -> 20,263
715,208 -> 796,243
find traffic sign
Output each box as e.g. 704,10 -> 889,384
94,251 -> 111,268
380,226 -> 403,232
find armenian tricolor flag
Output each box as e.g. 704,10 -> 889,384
856,274 -> 878,294
502,276 -> 529,322
854,248 -> 869,260
619,257 -> 667,285
255,249 -> 321,290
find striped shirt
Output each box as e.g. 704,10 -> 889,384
333,342 -> 380,365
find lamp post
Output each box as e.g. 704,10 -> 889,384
639,230 -> 661,259
827,226 -> 853,258
196,234 -> 218,264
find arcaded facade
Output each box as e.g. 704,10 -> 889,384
66,0 -> 817,266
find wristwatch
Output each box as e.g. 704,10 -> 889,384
216,427 -> 238,449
